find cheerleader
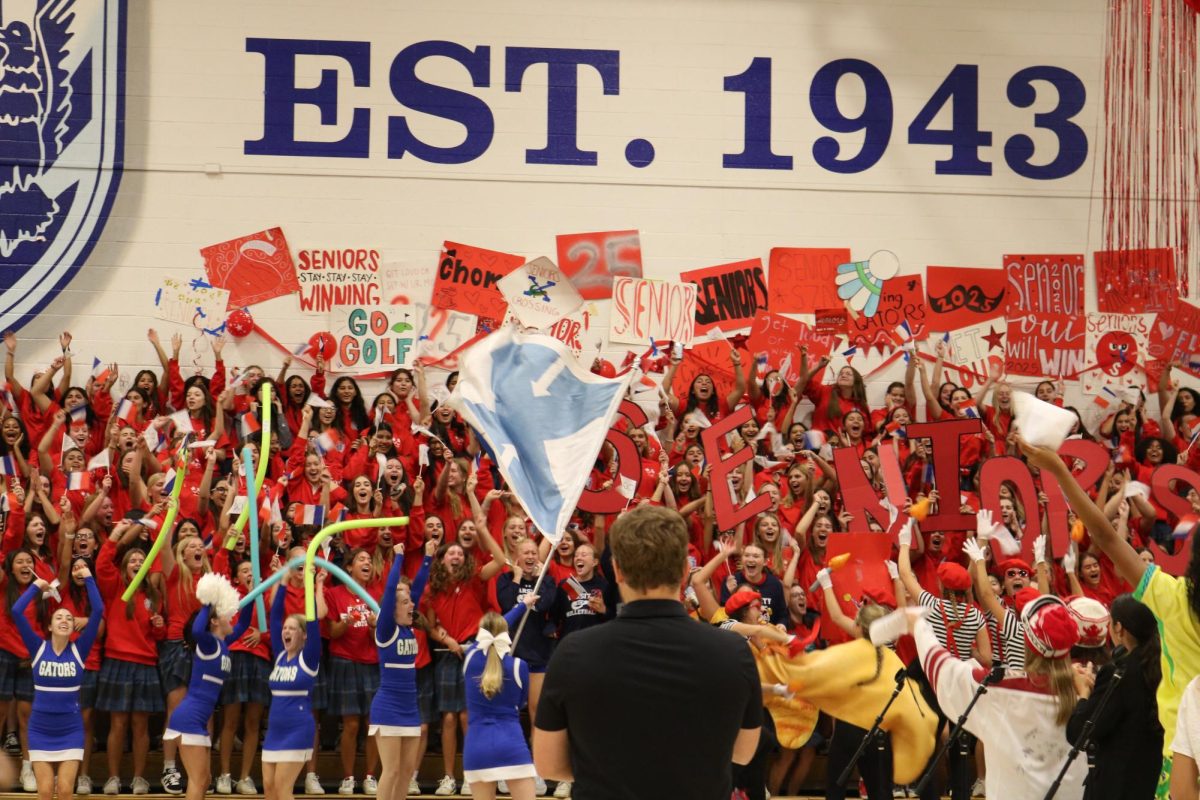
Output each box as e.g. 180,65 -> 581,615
371,539 -> 435,800
263,568 -> 327,800
162,574 -> 253,800
461,611 -> 538,800
14,561 -> 102,800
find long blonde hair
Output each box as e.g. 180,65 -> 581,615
1025,648 -> 1078,726
173,536 -> 212,611
477,611 -> 508,700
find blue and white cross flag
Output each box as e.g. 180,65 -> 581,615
448,326 -> 631,543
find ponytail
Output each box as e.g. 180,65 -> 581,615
476,610 -> 509,700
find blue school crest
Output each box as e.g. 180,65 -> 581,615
0,0 -> 125,330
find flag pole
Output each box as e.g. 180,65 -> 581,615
511,552 -> 555,650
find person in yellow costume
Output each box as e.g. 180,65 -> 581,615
693,545 -> 936,795
1020,438 -> 1198,800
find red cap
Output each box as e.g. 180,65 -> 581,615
937,562 -> 971,592
1022,595 -> 1079,659
1012,587 -> 1041,614
995,558 -> 1033,577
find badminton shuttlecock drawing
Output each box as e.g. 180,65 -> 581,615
835,251 -> 901,317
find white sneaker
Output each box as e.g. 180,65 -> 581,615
534,776 -> 547,796
972,778 -> 986,798
216,774 -> 233,795
306,773 -> 325,795
102,777 -> 120,796
462,779 -> 471,795
132,777 -> 150,795
553,781 -> 572,799
407,775 -> 420,796
363,776 -> 377,795
20,762 -> 35,792
77,775 -> 93,796
236,776 -> 256,795
434,775 -> 456,796
497,779 -> 509,794
338,777 -> 356,795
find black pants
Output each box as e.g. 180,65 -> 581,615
825,721 -> 893,800
732,708 -> 777,800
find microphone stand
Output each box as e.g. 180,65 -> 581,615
837,668 -> 907,786
1043,663 -> 1125,800
914,664 -> 1005,797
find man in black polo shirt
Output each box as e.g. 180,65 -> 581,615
534,505 -> 762,800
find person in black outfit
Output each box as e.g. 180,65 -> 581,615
534,505 -> 762,800
1066,594 -> 1163,800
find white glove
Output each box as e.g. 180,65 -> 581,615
1033,534 -> 1047,567
816,568 -> 833,590
1063,543 -> 1078,574
976,509 -> 994,542
771,683 -> 794,699
897,518 -> 913,549
885,560 -> 899,580
962,538 -> 986,563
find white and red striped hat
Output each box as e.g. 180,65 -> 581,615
1021,594 -> 1079,659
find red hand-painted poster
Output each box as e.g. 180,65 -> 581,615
671,342 -> 736,403
1003,254 -> 1085,317
200,228 -> 301,309
925,266 -> 1007,331
1094,248 -> 1178,315
1150,300 -> 1200,377
556,230 -> 643,300
746,312 -> 834,384
767,247 -> 849,314
1005,312 -> 1086,377
431,242 -> 524,326
680,258 -> 768,335
846,274 -> 927,351
814,308 -> 848,338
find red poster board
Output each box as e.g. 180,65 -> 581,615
768,247 -> 849,314
1004,254 -> 1085,317
431,241 -> 524,324
201,227 -> 300,309
556,230 -> 643,300
1150,300 -> 1200,377
681,258 -> 768,335
1005,312 -> 1086,377
846,274 -> 927,351
747,313 -> 834,384
1094,248 -> 1177,315
925,266 -> 1007,331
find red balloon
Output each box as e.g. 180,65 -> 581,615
225,309 -> 254,338
309,331 -> 336,361
591,358 -> 616,379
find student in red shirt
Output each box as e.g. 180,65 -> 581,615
326,548 -> 384,794
329,377 -> 371,442
95,522 -> 166,795
662,347 -> 747,424
421,501 -> 506,795
797,353 -> 870,435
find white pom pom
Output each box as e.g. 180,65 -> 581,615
196,573 -> 240,621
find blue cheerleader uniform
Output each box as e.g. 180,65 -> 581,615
13,577 -> 103,763
460,605 -> 536,784
163,603 -> 253,747
368,552 -> 431,738
262,584 -> 321,763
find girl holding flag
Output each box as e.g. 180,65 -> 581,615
14,559 -> 102,800
162,574 -> 254,800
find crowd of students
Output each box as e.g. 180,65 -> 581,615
0,323 -> 1196,800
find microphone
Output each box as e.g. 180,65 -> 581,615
894,668 -> 907,687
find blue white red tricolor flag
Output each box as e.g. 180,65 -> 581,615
293,504 -> 326,527
313,429 -> 341,456
449,327 -> 631,543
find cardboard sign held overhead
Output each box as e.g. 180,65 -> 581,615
768,247 -> 850,314
556,230 -> 643,300
1083,312 -> 1152,396
610,277 -> 697,346
497,257 -> 584,330
200,227 -> 300,309
702,405 -> 771,531
747,312 -> 834,384
925,266 -> 1007,331
432,241 -> 524,324
1094,248 -> 1177,315
681,258 -> 768,335
154,277 -> 230,330
329,304 -> 417,372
